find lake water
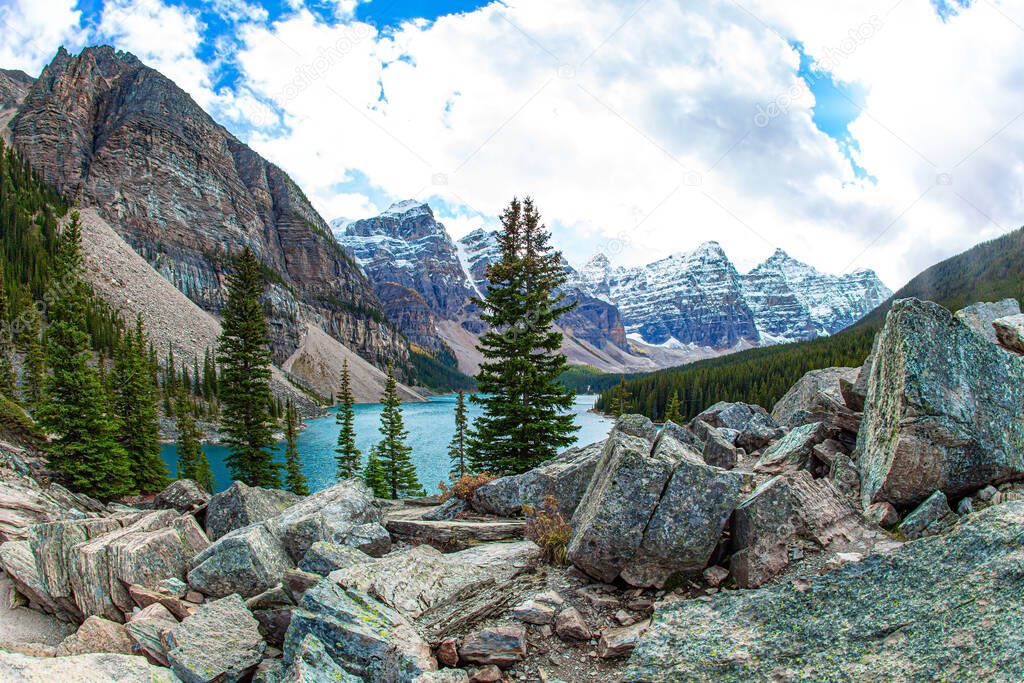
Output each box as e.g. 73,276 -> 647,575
161,394 -> 613,494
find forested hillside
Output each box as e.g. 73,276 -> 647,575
596,228 -> 1024,421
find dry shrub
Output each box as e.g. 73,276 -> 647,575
440,472 -> 497,502
524,496 -> 572,565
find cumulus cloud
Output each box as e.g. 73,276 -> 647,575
0,0 -> 82,74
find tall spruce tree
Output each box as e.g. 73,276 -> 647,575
611,376 -> 634,417
175,389 -> 214,492
375,367 -> 421,499
113,316 -> 168,493
470,197 -> 578,475
448,389 -> 470,481
335,359 -> 361,479
216,247 -> 279,487
36,212 -> 131,499
362,442 -> 387,498
20,303 -> 45,406
283,398 -> 309,495
664,391 -> 683,424
0,260 -> 15,398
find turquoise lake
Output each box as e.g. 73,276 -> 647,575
161,394 -> 613,494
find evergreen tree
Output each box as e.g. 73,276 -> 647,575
448,389 -> 470,481
175,390 -> 214,492
334,359 -> 361,479
611,376 -> 633,417
375,367 -> 421,499
0,260 -> 15,398
20,303 -> 45,406
362,443 -> 387,498
216,248 -> 279,487
113,316 -> 168,493
663,391 -> 683,424
470,197 -> 578,475
36,212 -> 130,499
283,398 -> 308,495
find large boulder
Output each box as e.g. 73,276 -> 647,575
471,440 -> 604,517
568,416 -> 745,587
993,313 -> 1024,354
54,615 -> 133,657
0,539 -> 68,619
856,298 -> 1024,508
0,650 -> 178,682
898,490 -> 957,540
953,298 -> 1021,343
282,580 -> 436,682
276,633 -> 362,682
754,421 -> 830,474
729,476 -> 793,588
124,602 -> 178,666
188,523 -> 292,598
166,594 -> 266,683
691,402 -> 783,451
298,541 -> 373,576
265,479 -> 382,562
623,501 -> 1024,682
771,367 -> 859,428
458,627 -> 527,668
205,482 -> 299,542
154,480 -> 211,513
329,541 -> 538,617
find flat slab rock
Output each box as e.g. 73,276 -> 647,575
384,518 -> 526,546
0,650 -> 179,682
623,501 -> 1024,682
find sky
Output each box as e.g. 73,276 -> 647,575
1,0 -> 1021,289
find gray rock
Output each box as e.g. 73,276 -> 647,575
188,523 -> 293,598
413,671 -> 470,683
471,440 -> 604,518
692,402 -> 783,452
953,298 -> 1021,343
754,421 -> 830,474
421,497 -> 469,521
566,418 -> 679,584
898,490 -> 957,540
554,607 -> 591,641
729,476 -> 793,588
614,414 -> 660,444
956,497 -> 974,515
282,568 -> 321,604
276,633 -> 361,682
0,650 -> 179,682
511,598 -> 556,625
206,482 -> 299,542
124,602 -> 178,666
856,299 -> 1024,508
154,480 -> 211,513
660,421 -> 704,452
282,580 -> 436,682
993,313 -> 1024,354
458,626 -> 526,668
266,480 -> 381,562
863,501 -> 899,527
342,522 -> 391,557
598,620 -> 649,659
771,367 -> 859,428
621,434 -> 745,587
623,501 -> 1024,682
701,428 -> 737,469
166,593 -> 266,683
298,541 -> 372,576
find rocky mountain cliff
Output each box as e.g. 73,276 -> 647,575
5,46 -> 407,372
577,243 -> 891,350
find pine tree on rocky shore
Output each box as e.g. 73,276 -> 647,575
283,398 -> 309,495
113,315 -> 168,493
175,389 -> 214,493
363,443 -> 387,498
216,247 -> 279,487
335,359 -> 361,479
448,389 -> 470,480
375,366 -> 422,499
470,197 -> 578,475
36,212 -> 131,499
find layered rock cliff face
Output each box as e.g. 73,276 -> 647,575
8,46 -> 406,370
577,243 -> 891,349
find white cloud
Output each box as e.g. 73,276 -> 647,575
0,0 -> 81,74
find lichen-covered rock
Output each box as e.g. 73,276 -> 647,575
188,523 -> 292,599
282,580 -> 435,682
729,476 -> 793,588
993,313 -> 1024,354
342,522 -> 391,557
276,633 -> 362,682
458,627 -> 526,668
0,539 -> 67,619
953,298 -> 1021,343
623,501 -> 1024,682
754,421 -> 830,474
620,434 -> 745,587
166,594 -> 265,683
54,615 -> 133,657
297,541 -> 372,576
898,490 -> 957,540
0,650 -> 179,682
856,298 -> 1024,508
691,402 -> 783,451
265,480 -> 381,562
771,367 -> 859,428
205,482 -> 299,542
471,441 -> 604,518
154,480 -> 211,513
701,428 -> 737,469
124,602 -> 178,666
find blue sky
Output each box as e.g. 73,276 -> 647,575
2,0 -> 1022,288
